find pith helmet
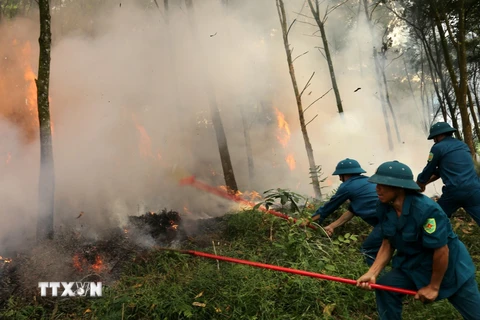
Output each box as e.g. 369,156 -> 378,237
368,160 -> 420,190
332,158 -> 366,175
427,122 -> 456,140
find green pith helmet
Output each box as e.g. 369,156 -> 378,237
368,160 -> 420,190
332,158 -> 366,175
427,122 -> 457,140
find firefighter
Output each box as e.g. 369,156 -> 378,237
307,158 -> 382,266
416,122 -> 480,225
357,160 -> 480,320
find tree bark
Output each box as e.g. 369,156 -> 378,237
432,1 -> 474,154
307,0 -> 344,114
240,105 -> 255,188
467,85 -> 480,140
362,0 -> 394,150
185,0 -> 238,193
36,0 -> 55,240
276,0 -> 322,200
378,53 -> 401,142
456,0 -> 475,155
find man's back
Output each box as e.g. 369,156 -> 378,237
342,175 -> 379,226
433,137 -> 479,188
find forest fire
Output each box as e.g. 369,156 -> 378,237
285,153 -> 296,170
274,107 -> 291,147
72,253 -> 106,273
0,256 -> 12,264
21,42 -> 39,131
132,113 -> 154,159
274,108 -> 296,171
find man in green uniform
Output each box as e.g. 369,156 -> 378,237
416,122 -> 480,225
357,160 -> 480,320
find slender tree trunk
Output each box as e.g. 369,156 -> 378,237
240,105 -> 255,187
424,40 -> 447,122
432,2 -> 474,154
36,0 -> 55,240
428,24 -> 462,138
378,54 -> 401,142
276,0 -> 322,200
185,0 -> 238,193
472,65 -> 480,118
403,56 -> 426,131
467,86 -> 480,140
456,0 -> 475,155
362,0 -> 394,150
307,0 -> 344,114
473,81 -> 480,120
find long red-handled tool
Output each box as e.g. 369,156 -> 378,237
179,176 -> 317,230
158,247 -> 417,296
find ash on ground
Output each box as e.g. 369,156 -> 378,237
0,208 -> 227,305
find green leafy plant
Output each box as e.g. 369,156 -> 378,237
309,165 -> 329,188
253,188 -> 306,213
331,233 -> 359,246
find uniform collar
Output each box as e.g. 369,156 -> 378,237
384,193 -> 413,230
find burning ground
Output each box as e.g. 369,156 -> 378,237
0,208 -> 228,306
1,207 -> 479,319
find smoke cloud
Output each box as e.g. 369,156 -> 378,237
0,0 -> 442,254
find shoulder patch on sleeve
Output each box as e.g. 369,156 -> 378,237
428,152 -> 434,161
423,218 -> 436,234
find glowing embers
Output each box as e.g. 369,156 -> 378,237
72,251 -> 106,273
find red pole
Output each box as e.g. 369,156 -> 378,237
180,249 -> 417,296
179,176 -> 317,230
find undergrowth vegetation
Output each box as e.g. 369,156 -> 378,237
2,193 -> 479,319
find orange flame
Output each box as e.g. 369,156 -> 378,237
132,114 -> 154,159
21,42 -> 39,129
285,153 -> 296,170
72,253 -> 86,272
219,185 -> 243,197
274,108 -> 291,148
91,255 -> 104,272
243,190 -> 262,202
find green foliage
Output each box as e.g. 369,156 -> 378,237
253,188 -> 306,213
3,210 -> 478,319
310,165 -> 329,189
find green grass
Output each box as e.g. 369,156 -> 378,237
1,207 -> 479,319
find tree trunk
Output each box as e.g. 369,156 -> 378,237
428,23 -> 462,139
185,0 -> 238,193
276,0 -> 322,200
378,53 -> 401,142
456,0 -> 475,155
240,105 -> 255,188
362,0 -> 394,150
403,56 -> 426,132
36,0 -> 55,240
467,86 -> 480,140
307,0 -> 344,114
432,1 -> 474,154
